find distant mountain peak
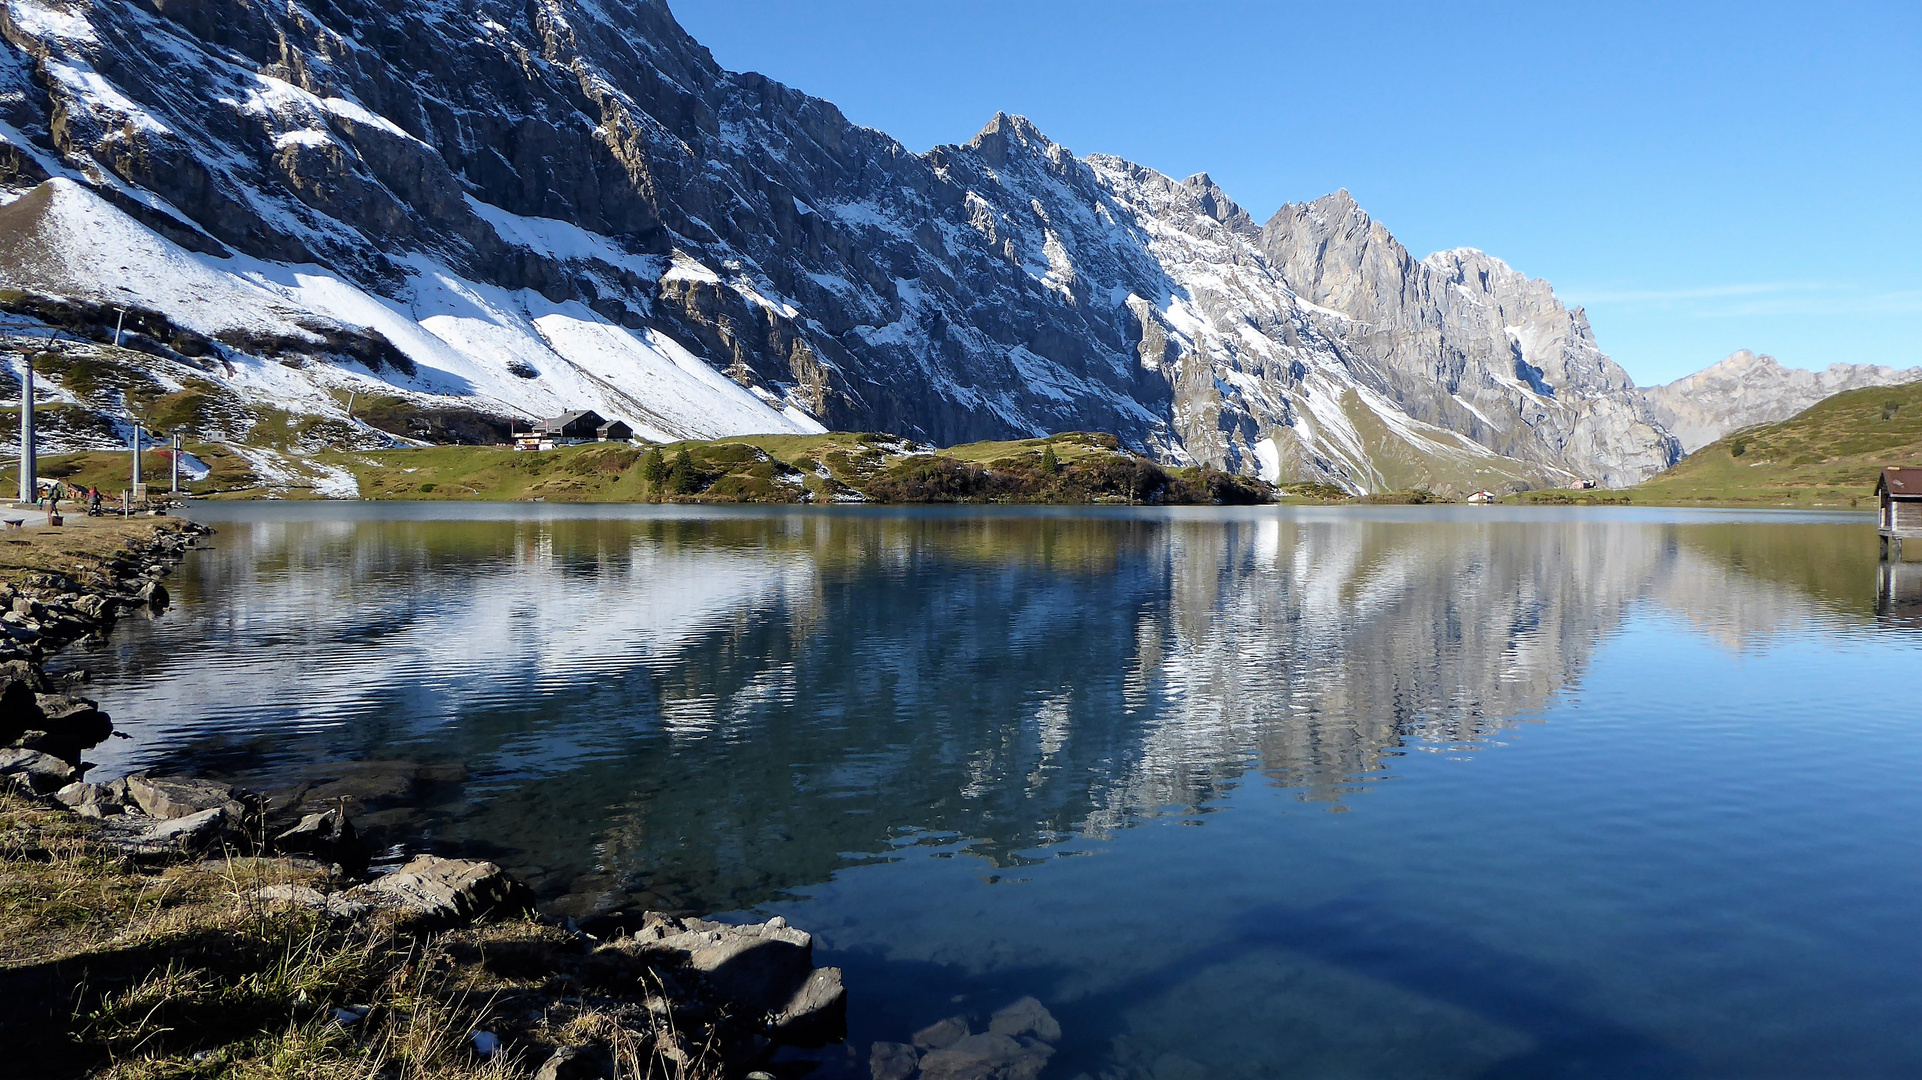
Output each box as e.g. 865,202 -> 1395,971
1645,350 -> 1922,452
1301,188 -> 1367,225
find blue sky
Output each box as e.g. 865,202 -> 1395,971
673,1 -> 1920,386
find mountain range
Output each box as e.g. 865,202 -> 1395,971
1643,350 -> 1921,453
0,0 -> 1910,493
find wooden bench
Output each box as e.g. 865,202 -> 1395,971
1,518 -> 23,530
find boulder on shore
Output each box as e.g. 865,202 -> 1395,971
54,779 -> 135,817
17,693 -> 112,763
272,806 -> 361,863
253,883 -> 371,921
0,746 -> 76,794
0,668 -> 42,745
125,774 -> 247,821
629,913 -> 848,1046
347,854 -> 535,929
100,806 -> 233,857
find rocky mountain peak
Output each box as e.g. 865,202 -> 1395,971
965,112 -> 1057,165
1258,190 -> 1670,483
0,0 -> 1686,493
1701,349 -> 1777,377
1177,172 -> 1256,234
1311,188 -> 1363,217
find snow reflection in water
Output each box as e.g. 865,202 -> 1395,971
57,504 -> 1922,1079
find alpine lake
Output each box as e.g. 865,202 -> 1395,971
50,503 -> 1922,1080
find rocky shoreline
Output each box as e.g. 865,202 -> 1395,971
0,517 -> 861,1079
0,516 -> 206,777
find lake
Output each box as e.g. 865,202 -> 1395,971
52,503 -> 1922,1079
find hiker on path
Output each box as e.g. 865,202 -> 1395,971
87,485 -> 102,516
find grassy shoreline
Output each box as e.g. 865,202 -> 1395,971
13,418 -> 1912,511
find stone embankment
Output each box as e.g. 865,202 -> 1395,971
0,516 -> 209,789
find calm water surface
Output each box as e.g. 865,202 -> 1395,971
54,504 -> 1922,1079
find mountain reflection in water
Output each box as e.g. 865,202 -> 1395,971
55,505 -> 1922,1079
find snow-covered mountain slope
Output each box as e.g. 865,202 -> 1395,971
0,0 -> 1678,491
1642,350 -> 1922,453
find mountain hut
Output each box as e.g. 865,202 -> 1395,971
1876,466 -> 1922,560
513,410 -> 633,450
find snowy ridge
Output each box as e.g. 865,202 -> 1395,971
0,178 -> 824,443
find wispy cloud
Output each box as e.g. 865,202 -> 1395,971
1567,282 -> 1922,317
1710,290 -> 1922,317
1570,283 -> 1814,303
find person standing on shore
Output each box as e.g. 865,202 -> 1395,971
88,485 -> 102,516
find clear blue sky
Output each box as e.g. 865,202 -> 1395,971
672,1 -> 1920,386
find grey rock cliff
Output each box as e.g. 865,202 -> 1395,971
1642,350 -> 1922,452
1258,192 -> 1680,486
0,0 -> 1682,490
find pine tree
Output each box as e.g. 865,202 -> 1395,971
667,449 -> 698,494
640,446 -> 667,484
1039,444 -> 1060,475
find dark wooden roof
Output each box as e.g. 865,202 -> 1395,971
537,410 -> 604,433
1876,467 -> 1922,498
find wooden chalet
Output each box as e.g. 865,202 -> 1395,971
513,410 -> 634,450
1876,466 -> 1922,560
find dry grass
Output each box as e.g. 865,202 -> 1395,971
0,515 -> 192,591
0,795 -> 730,1079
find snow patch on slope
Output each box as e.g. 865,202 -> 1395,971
0,179 -> 823,442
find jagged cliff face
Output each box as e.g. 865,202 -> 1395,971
1643,350 -> 1922,452
0,0 -> 1681,490
1258,193 -> 1680,487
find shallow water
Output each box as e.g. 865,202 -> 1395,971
57,503 -> 1922,1078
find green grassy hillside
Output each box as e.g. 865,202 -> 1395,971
1634,379 -> 1922,507
8,431 -> 1275,505
327,431 -> 1272,505
1511,380 -> 1922,509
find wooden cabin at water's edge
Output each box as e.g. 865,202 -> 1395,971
1876,466 -> 1922,560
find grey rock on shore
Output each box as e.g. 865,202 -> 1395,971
346,854 -> 536,929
